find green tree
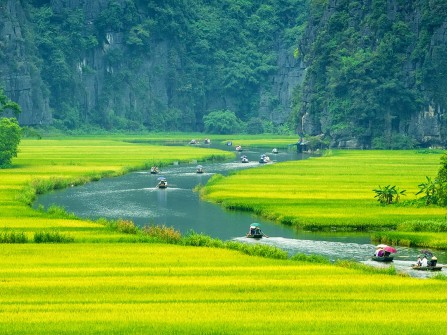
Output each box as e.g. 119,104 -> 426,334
203,110 -> 243,134
0,87 -> 21,116
373,185 -> 406,205
0,88 -> 22,168
0,118 -> 22,168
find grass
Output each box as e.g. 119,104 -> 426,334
0,136 -> 234,241
201,149 -> 447,247
2,134 -> 447,333
1,243 -> 447,335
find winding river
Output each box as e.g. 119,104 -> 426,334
34,143 -> 446,277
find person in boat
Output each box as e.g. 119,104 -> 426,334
384,250 -> 391,257
430,256 -> 438,267
416,256 -> 422,266
421,255 -> 428,267
375,248 -> 384,257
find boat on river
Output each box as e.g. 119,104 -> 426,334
150,166 -> 159,174
196,165 -> 204,174
372,255 -> 394,262
157,177 -> 167,189
235,145 -> 242,152
411,265 -> 443,271
241,155 -> 249,163
259,154 -> 270,163
272,148 -> 279,154
246,223 -> 268,239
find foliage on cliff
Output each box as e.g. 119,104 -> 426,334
25,0 -> 306,132
294,0 -> 447,148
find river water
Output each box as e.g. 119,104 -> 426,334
34,143 -> 446,278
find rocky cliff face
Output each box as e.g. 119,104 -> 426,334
0,0 -> 302,130
0,0 -> 50,124
298,0 -> 447,148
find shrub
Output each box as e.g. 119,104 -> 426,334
397,220 -> 447,232
142,224 -> 181,243
34,231 -> 74,243
116,219 -> 137,234
182,231 -> 225,247
0,231 -> 28,243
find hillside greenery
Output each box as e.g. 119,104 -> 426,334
295,0 -> 447,148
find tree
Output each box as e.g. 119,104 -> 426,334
203,110 -> 243,134
0,87 -> 21,116
0,88 -> 22,168
0,118 -> 22,168
373,185 -> 406,205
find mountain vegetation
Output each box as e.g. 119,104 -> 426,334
1,0 -> 447,147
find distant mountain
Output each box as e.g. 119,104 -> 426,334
1,0 -> 446,148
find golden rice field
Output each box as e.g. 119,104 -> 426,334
1,135 -> 447,334
0,136 -> 234,240
202,149 -> 447,247
1,243 -> 447,335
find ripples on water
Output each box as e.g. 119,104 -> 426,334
234,236 -> 446,278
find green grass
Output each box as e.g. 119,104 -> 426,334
201,149 -> 447,247
0,136 -> 234,240
1,243 -> 447,335
2,135 -> 447,333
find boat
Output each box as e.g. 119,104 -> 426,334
189,139 -> 198,144
157,177 -> 167,189
204,138 -> 211,144
372,244 -> 396,262
196,165 -> 204,174
372,255 -> 394,262
150,166 -> 159,174
241,155 -> 249,163
259,154 -> 270,163
235,145 -> 242,152
411,265 -> 443,271
246,223 -> 268,238
272,148 -> 279,154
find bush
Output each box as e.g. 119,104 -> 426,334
397,220 -> 447,232
182,231 -> 225,247
142,224 -> 182,244
0,231 -> 28,243
34,231 -> 74,243
116,219 -> 137,234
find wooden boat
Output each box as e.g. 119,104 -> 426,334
196,165 -> 204,174
150,166 -> 159,174
246,223 -> 267,238
241,155 -> 249,163
411,265 -> 443,271
235,145 -> 242,152
272,148 -> 279,154
259,154 -> 270,163
157,177 -> 167,189
372,255 -> 394,262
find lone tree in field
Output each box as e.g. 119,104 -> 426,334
0,87 -> 22,168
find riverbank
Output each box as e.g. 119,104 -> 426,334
201,149 -> 447,249
1,134 -> 447,334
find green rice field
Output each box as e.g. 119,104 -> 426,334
1,135 -> 447,334
202,149 -> 447,247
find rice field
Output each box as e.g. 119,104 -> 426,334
1,243 -> 447,335
2,135 -> 447,334
201,149 -> 447,246
0,136 -> 234,240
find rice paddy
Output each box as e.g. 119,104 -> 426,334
1,243 -> 447,334
1,135 -> 447,334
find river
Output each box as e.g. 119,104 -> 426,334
34,142 -> 446,278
